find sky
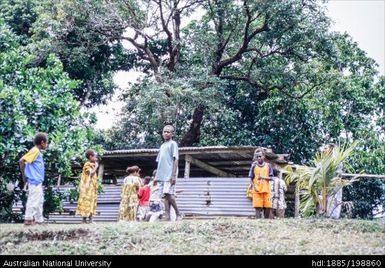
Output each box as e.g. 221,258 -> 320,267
89,0 -> 385,130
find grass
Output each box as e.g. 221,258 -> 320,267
0,218 -> 384,255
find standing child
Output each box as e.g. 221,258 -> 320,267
270,170 -> 287,218
155,125 -> 182,221
248,148 -> 274,219
137,176 -> 151,221
76,149 -> 99,224
119,166 -> 142,221
19,133 -> 49,225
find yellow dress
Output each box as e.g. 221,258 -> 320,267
76,161 -> 98,217
119,175 -> 142,221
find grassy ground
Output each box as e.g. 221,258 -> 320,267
0,218 -> 384,255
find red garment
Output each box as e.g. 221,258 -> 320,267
138,185 -> 151,206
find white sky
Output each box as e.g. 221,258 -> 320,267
90,0 -> 385,130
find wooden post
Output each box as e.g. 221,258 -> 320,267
98,163 -> 104,182
184,156 -> 191,179
57,175 -> 61,187
294,182 -> 300,218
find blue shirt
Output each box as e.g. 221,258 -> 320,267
22,147 -> 45,185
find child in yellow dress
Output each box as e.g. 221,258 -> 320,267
119,166 -> 142,221
76,149 -> 99,223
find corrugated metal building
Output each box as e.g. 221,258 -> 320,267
48,146 -> 295,223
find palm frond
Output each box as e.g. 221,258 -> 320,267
283,141 -> 360,217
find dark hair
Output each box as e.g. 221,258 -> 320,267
143,176 -> 151,185
253,148 -> 265,161
126,165 -> 141,174
33,132 -> 48,146
85,149 -> 97,160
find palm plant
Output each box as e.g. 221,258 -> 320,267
284,141 -> 361,217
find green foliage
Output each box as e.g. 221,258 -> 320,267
0,19 -> 95,222
2,0 -> 383,219
284,142 -> 359,217
343,129 -> 385,219
105,73 -> 227,148
1,0 -> 130,107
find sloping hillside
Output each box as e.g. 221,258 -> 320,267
0,218 -> 384,255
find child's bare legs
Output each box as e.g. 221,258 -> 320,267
264,208 -> 272,219
89,214 -> 93,223
163,196 -> 170,220
255,208 -> 263,219
166,194 -> 180,217
276,209 -> 285,218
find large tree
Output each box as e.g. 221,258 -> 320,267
0,0 -> 131,107
92,0 -> 337,145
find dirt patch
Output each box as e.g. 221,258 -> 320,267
0,228 -> 90,249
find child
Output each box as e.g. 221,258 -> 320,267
137,176 -> 151,221
119,166 -> 142,221
76,149 -> 99,224
270,170 -> 287,218
19,132 -> 49,225
248,148 -> 274,219
155,125 -> 182,221
146,171 -> 164,222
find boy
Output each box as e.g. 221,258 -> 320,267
76,149 -> 99,223
155,125 -> 182,221
19,132 -> 49,225
248,148 -> 274,219
137,176 -> 151,221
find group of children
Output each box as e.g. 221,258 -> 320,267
118,168 -> 165,222
19,125 -> 182,225
20,128 -> 290,225
118,124 -> 182,222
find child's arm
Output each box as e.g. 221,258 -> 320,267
281,179 -> 287,192
19,158 -> 27,184
170,158 -> 178,185
90,161 -> 99,176
248,162 -> 257,191
138,187 -> 143,199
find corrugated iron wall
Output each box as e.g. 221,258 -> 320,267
44,177 -> 293,223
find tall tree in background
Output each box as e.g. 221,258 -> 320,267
0,0 -> 132,107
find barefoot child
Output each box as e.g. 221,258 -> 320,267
119,166 -> 142,221
137,176 -> 151,221
76,149 -> 99,223
19,133 -> 49,225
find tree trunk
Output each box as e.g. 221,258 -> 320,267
180,105 -> 205,146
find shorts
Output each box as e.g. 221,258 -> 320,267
149,201 -> 162,212
252,192 -> 272,208
137,205 -> 149,220
158,180 -> 176,197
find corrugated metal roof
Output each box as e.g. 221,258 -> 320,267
104,146 -> 259,155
